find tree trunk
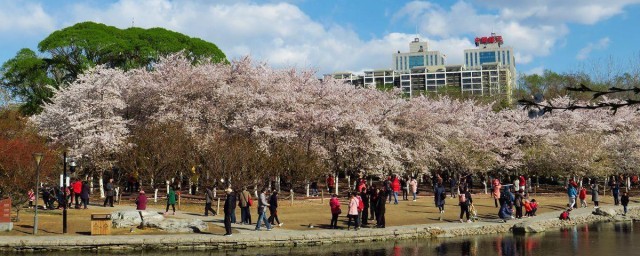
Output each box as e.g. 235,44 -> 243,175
306,180 -> 310,197
578,177 -> 583,188
115,187 -> 120,203
254,184 -> 258,198
89,177 -> 94,194
166,180 -> 170,195
483,180 -> 487,194
154,188 -> 158,203
335,172 -> 339,195
347,175 -> 351,191
99,177 -> 105,199
15,209 -> 20,222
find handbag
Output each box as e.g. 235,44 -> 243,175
337,208 -> 342,215
248,196 -> 253,206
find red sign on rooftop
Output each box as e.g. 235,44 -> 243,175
474,34 -> 503,47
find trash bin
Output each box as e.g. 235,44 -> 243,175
91,214 -> 112,235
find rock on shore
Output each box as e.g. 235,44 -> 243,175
111,210 -> 207,233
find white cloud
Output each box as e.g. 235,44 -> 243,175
524,66 -> 545,75
394,1 -> 570,67
62,1 -> 369,74
482,0 -> 640,25
576,37 -> 611,60
2,0 -> 637,77
0,0 -> 54,33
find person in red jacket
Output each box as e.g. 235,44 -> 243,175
391,174 -> 401,204
357,179 -> 367,193
579,187 -> 588,208
326,175 -> 335,194
329,194 -> 341,229
136,190 -> 148,210
72,179 -> 83,209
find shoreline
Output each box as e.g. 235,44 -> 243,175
1,204 -> 637,252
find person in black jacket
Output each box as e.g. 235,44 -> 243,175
223,188 -> 236,236
621,191 -> 630,215
360,190 -> 369,226
376,188 -> 386,228
368,186 -> 377,221
268,190 -> 282,226
80,181 -> 90,209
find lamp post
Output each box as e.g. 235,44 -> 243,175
62,152 -> 76,234
32,153 -> 44,235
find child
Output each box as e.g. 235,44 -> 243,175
621,191 -> 630,215
27,189 -> 35,208
559,208 -> 572,220
529,199 -> 538,216
579,187 -> 587,208
523,199 -> 532,217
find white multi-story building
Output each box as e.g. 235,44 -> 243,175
392,38 -> 446,72
464,33 -> 517,87
324,34 -> 516,101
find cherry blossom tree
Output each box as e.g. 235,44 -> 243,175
29,53 -> 640,195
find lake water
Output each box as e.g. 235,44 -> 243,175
7,221 -> 639,255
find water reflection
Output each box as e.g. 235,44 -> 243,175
5,222 -> 639,256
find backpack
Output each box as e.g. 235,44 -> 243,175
357,196 -> 364,211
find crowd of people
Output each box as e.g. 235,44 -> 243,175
29,178 -> 91,211
27,173 -> 635,236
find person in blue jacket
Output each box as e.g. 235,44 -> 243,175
567,182 -> 578,209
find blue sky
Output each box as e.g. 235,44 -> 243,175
2,0 -> 640,78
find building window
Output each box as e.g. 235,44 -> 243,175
479,51 -> 496,65
475,52 -> 479,66
507,51 -> 510,65
497,51 -> 501,64
409,55 -> 424,69
465,53 -> 468,66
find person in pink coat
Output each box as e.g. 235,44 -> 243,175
347,193 -> 360,230
409,177 -> 418,201
492,178 -> 502,207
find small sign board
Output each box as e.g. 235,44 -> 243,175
0,198 -> 11,223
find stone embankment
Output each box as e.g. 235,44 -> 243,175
1,204 -> 638,252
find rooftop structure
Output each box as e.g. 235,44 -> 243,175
392,38 -> 446,72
